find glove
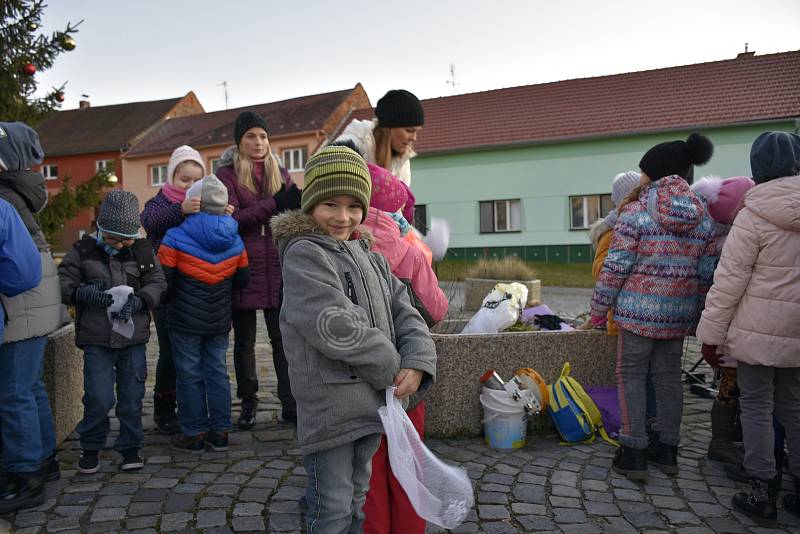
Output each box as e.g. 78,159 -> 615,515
534,314 -> 565,331
701,343 -> 721,368
273,184 -> 302,212
112,294 -> 143,322
73,284 -> 113,308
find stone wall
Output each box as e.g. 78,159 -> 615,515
425,329 -> 616,437
42,325 -> 83,445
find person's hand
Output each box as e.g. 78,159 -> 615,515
591,315 -> 607,329
73,284 -> 113,308
576,318 -> 593,330
224,204 -> 235,216
181,196 -> 201,215
701,343 -> 721,368
112,294 -> 143,322
393,369 -> 424,400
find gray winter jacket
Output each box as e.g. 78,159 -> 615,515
271,211 -> 437,455
0,170 -> 62,343
58,235 -> 166,349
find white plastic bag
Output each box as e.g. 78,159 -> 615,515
423,217 -> 451,262
461,282 -> 529,334
106,285 -> 134,339
379,387 -> 474,529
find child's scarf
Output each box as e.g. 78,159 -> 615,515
162,183 -> 186,204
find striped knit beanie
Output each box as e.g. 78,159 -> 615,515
302,146 -> 371,221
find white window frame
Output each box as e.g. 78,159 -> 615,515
42,164 -> 58,180
96,159 -> 113,172
282,147 -> 307,172
569,194 -> 614,230
479,199 -> 521,233
150,164 -> 168,187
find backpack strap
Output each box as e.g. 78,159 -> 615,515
560,374 -> 619,447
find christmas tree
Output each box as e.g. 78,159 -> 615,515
0,0 -> 81,125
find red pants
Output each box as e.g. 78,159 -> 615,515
362,401 -> 426,534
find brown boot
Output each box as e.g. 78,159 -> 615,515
708,400 -> 743,464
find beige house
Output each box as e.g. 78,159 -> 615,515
123,85 -> 370,204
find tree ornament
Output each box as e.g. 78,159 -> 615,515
55,91 -> 65,102
59,34 -> 77,51
22,63 -> 36,76
27,21 -> 38,31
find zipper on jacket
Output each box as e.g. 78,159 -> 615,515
344,272 -> 358,305
342,242 -> 376,327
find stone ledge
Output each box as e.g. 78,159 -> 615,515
425,329 -> 616,437
43,324 -> 83,445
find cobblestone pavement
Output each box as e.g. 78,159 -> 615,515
4,300 -> 800,532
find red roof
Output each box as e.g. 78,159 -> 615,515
126,88 -> 356,157
37,96 -> 193,157
344,51 -> 800,155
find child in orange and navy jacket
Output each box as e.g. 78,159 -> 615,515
157,175 -> 249,453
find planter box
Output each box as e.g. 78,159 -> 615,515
464,278 -> 542,311
425,329 -> 616,437
43,325 -> 83,445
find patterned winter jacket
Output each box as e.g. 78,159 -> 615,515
140,189 -> 183,253
590,176 -> 717,339
158,212 -> 249,335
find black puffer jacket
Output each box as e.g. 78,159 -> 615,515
58,235 -> 166,348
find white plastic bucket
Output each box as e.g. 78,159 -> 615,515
479,390 -> 528,450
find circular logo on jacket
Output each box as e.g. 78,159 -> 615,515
316,306 -> 366,350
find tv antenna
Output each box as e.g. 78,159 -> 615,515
446,63 -> 458,93
218,81 -> 229,110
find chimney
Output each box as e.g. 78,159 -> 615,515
79,94 -> 90,109
737,43 -> 755,59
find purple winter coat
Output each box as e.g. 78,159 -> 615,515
216,164 -> 295,310
141,189 -> 183,253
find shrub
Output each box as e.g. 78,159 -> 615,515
465,257 -> 536,280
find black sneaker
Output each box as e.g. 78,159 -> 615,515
120,448 -> 144,471
0,472 -> 45,514
40,452 -> 60,482
281,405 -> 297,425
647,440 -> 679,475
612,446 -> 648,481
205,431 -> 229,452
732,478 -> 779,528
170,433 -> 205,453
154,414 -> 181,435
237,399 -> 258,430
77,449 -> 99,474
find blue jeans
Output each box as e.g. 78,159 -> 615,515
78,345 -> 146,451
0,336 -> 55,473
171,331 -> 231,436
303,433 -> 382,534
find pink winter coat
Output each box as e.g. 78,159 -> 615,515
362,208 -> 448,327
696,175 -> 800,367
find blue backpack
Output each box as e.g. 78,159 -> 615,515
547,362 -> 618,446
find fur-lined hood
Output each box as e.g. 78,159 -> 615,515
271,209 -> 374,255
589,218 -> 612,249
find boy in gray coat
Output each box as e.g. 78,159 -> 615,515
271,146 -> 436,534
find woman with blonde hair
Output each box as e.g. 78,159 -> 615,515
216,111 -> 301,429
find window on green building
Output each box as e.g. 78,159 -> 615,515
570,194 -> 614,229
479,199 -> 521,233
414,204 -> 428,234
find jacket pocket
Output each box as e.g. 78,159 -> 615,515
124,263 -> 142,292
318,357 -> 364,384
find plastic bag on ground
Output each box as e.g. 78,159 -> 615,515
105,285 -> 134,339
461,282 -> 529,334
379,387 -> 474,529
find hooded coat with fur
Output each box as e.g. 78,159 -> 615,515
696,175 -> 800,366
591,176 -> 717,339
271,210 -> 436,455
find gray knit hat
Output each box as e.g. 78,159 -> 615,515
187,175 -> 228,215
97,190 -> 141,237
611,171 -> 641,207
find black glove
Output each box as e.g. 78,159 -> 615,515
534,314 -> 565,331
112,294 -> 143,322
273,184 -> 302,212
73,284 -> 113,308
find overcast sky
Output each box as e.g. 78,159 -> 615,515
34,0 -> 800,112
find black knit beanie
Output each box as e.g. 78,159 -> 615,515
750,131 -> 800,184
234,111 -> 269,147
375,90 -> 424,128
639,133 -> 714,181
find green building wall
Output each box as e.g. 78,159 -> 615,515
411,121 -> 796,263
